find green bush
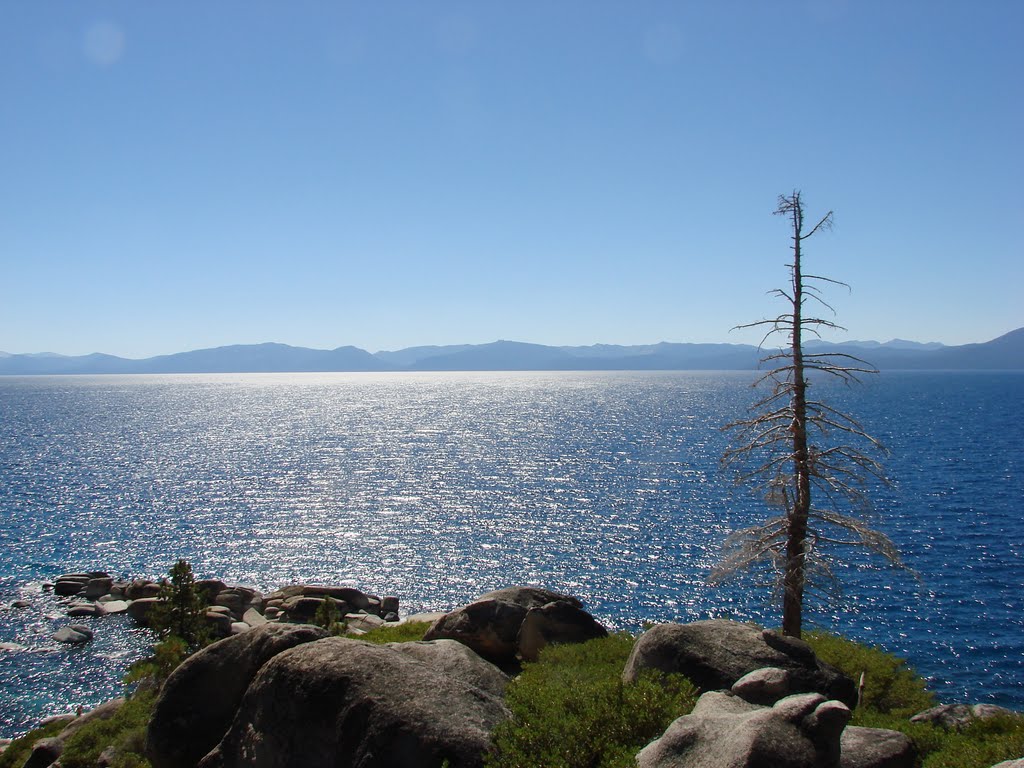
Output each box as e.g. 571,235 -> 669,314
59,690 -> 156,768
921,715 -> 1024,768
804,631 -> 935,717
0,719 -> 68,768
360,620 -> 431,644
486,634 -> 697,768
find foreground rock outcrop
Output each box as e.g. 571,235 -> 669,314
624,620 -> 858,707
145,624 -> 510,768
147,623 -> 330,768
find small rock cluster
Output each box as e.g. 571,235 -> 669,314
41,570 -> 402,644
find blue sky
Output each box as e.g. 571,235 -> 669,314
2,2 -> 1021,358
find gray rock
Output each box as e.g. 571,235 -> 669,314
68,602 -> 106,617
910,702 -> 1020,731
11,599 -> 32,609
53,625 -> 93,644
205,611 -> 235,638
382,595 -> 400,614
345,612 -> 386,632
389,639 -> 510,699
517,600 -> 608,662
242,607 -> 267,627
624,620 -> 857,707
424,587 -> 588,664
991,760 -> 1024,768
84,576 -> 114,599
280,595 -> 349,622
384,611 -> 400,623
23,737 -> 63,768
146,623 -> 329,768
731,666 -> 792,705
266,584 -> 371,612
127,597 -> 162,625
214,591 -> 246,616
195,579 -> 228,602
54,578 -> 87,596
101,599 -> 129,614
637,690 -> 851,768
840,725 -> 917,768
0,641 -> 28,652
196,636 -> 510,768
230,622 -> 251,635
125,579 -> 162,600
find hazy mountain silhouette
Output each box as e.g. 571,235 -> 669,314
1,329 -> 1021,375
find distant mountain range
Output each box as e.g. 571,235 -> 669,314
1,328 -> 1022,375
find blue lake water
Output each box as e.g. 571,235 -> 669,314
0,370 -> 1021,738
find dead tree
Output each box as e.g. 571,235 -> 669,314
712,191 -> 902,638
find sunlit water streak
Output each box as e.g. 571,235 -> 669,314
0,370 -> 1021,737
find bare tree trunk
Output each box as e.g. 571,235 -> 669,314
784,203 -> 810,638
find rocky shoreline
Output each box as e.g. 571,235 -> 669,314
2,574 -> 1022,768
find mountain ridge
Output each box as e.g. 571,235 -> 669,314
1,328 -> 1022,375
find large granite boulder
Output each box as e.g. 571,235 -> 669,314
637,690 -> 851,768
197,637 -> 510,768
517,599 -> 608,662
423,586 -> 602,664
389,639 -> 510,699
624,620 -> 857,707
840,726 -> 917,768
147,623 -> 330,768
265,584 -> 371,612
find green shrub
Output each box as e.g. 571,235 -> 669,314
0,719 -> 68,768
486,634 -> 697,768
360,620 -> 431,644
921,715 -> 1024,768
58,690 -> 156,768
804,631 -> 935,717
312,597 -> 347,635
124,636 -> 188,689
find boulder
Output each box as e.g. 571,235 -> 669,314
23,737 -> 63,768
280,595 -> 349,622
840,726 -> 917,768
382,595 -> 400,614
910,703 -> 1020,731
146,623 -> 329,768
637,690 -> 850,768
345,612 -> 386,633
84,576 -> 114,599
230,622 -> 250,635
196,637 -> 510,768
125,579 -> 162,600
213,591 -> 246,616
388,639 -> 510,699
11,599 -> 32,609
53,625 -> 93,644
623,620 -> 857,707
68,602 -> 106,617
195,579 -> 229,602
991,761 -> 1024,768
423,586 -> 588,664
127,597 -> 162,625
242,608 -> 267,627
731,666 -> 792,705
266,584 -> 371,612
517,600 -> 608,661
205,611 -> 235,638
54,578 -> 87,596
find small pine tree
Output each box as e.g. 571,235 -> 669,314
150,559 -> 209,650
313,597 -> 346,635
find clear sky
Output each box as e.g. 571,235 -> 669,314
1,2 -> 1021,358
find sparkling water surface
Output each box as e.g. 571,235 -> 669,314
0,370 -> 1021,737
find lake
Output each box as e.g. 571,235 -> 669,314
0,370 -> 1021,738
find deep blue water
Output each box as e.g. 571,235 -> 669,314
0,370 -> 1021,738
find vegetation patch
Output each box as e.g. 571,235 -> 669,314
804,631 -> 935,717
486,633 -> 697,768
59,690 -> 156,768
0,719 -> 68,768
360,619 -> 432,644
